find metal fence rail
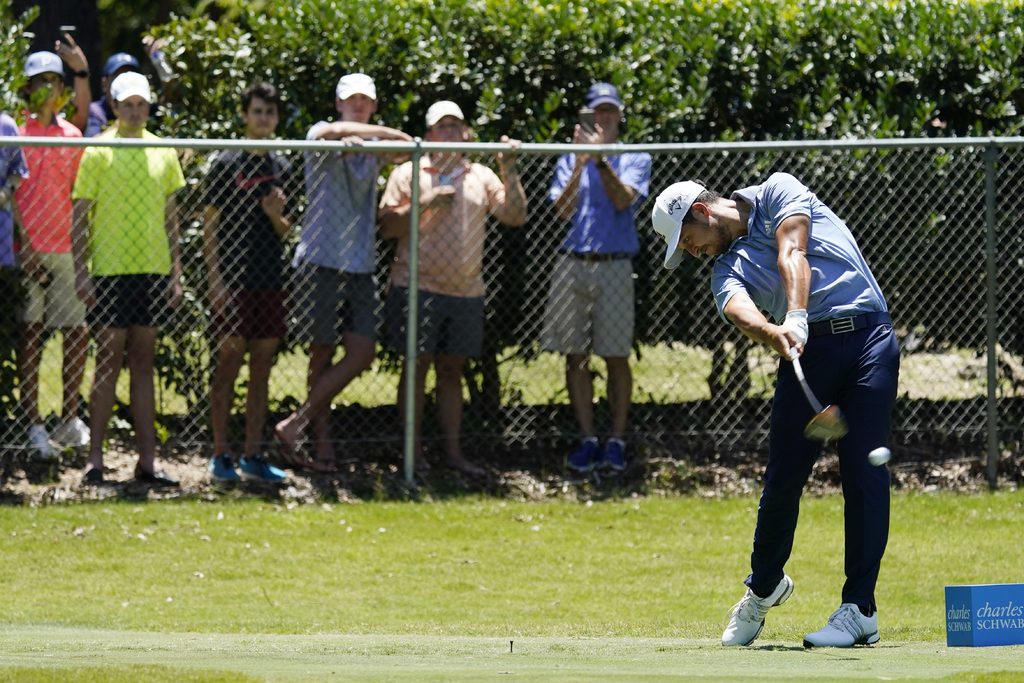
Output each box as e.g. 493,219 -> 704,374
2,136 -> 1022,486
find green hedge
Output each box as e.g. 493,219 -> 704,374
149,0 -> 1024,142
4,0 -> 1024,424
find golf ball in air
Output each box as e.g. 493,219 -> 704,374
868,447 -> 891,466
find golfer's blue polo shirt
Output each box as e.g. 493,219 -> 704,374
711,173 -> 888,325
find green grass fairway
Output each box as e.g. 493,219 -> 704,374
1,492 -> 1023,681
2,629 -> 1023,682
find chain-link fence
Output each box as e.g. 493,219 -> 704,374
2,135 -> 1022,483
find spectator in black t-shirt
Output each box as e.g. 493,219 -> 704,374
202,82 -> 294,484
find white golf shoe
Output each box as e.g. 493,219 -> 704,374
803,603 -> 880,648
721,574 -> 794,646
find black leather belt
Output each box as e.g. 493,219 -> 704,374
558,250 -> 632,262
809,311 -> 892,337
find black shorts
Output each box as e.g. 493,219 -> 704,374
87,274 -> 171,329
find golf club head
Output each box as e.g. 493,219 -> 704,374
804,405 -> 848,441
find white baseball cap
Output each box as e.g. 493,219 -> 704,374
110,71 -> 152,103
651,181 -> 706,269
425,100 -> 465,128
24,51 -> 64,78
336,73 -> 376,101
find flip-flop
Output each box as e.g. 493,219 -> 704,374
304,455 -> 336,474
441,459 -> 485,476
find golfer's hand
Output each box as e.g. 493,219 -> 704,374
766,324 -> 801,359
782,309 -> 809,345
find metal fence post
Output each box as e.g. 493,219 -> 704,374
985,142 -> 999,490
403,139 -> 423,486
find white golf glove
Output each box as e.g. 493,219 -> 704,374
783,309 -> 809,346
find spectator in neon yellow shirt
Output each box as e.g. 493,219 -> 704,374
71,72 -> 185,487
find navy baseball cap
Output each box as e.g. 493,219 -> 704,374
585,82 -> 622,109
103,53 -> 140,77
24,51 -> 64,78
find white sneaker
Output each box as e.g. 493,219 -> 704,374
27,424 -> 59,460
722,574 -> 795,646
52,417 -> 91,448
803,603 -> 880,648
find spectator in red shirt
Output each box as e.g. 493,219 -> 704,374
15,43 -> 92,458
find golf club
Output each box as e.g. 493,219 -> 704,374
789,348 -> 848,441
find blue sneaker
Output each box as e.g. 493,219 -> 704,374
239,453 -> 287,484
209,454 -> 240,483
567,439 -> 602,473
602,439 -> 626,472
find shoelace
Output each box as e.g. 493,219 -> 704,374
826,605 -> 860,634
728,590 -> 771,623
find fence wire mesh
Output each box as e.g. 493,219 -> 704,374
1,136 -> 1022,474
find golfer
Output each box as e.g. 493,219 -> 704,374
651,173 -> 899,648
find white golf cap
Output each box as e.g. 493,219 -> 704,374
336,73 -> 376,101
110,71 -> 152,103
651,180 -> 706,270
425,100 -> 465,128
24,51 -> 64,78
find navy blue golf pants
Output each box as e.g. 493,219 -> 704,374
744,322 -> 899,613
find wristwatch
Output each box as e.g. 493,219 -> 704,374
73,69 -> 89,79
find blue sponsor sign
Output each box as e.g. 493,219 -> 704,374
945,583 -> 1024,647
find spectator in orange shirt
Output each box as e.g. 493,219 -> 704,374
15,43 -> 92,458
379,101 -> 526,474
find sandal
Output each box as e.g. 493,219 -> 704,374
275,440 -> 335,474
441,458 -> 485,476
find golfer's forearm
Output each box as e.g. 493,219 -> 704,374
775,215 -> 811,310
778,251 -> 811,311
724,295 -> 776,347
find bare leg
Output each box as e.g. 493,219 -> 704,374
17,321 -> 44,424
126,326 -> 159,473
604,355 -> 632,440
61,326 -> 89,420
210,335 -> 246,456
566,353 -> 595,438
244,337 -> 279,456
276,333 -> 374,465
86,327 -> 128,471
396,353 -> 433,469
435,353 -> 482,474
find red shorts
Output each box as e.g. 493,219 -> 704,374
212,288 -> 288,340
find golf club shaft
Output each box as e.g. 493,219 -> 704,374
790,353 -> 825,414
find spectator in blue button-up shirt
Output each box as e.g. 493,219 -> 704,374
542,82 -> 651,476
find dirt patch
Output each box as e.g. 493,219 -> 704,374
1,435 -> 1020,506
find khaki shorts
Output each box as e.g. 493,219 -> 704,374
541,254 -> 634,357
21,252 -> 87,328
